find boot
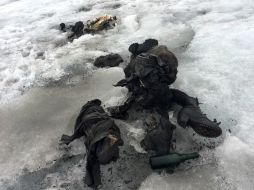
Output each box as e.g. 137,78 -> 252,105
178,106 -> 222,138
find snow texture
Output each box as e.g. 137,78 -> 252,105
0,0 -> 254,189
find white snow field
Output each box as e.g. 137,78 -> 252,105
0,0 -> 254,189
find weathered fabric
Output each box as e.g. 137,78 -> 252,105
61,99 -> 123,188
109,39 -> 222,156
128,39 -> 158,55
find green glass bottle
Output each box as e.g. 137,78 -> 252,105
149,152 -> 200,170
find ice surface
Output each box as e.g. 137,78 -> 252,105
0,0 -> 254,189
0,67 -> 124,176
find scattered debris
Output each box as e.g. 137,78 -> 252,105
58,39 -> 223,188
59,15 -> 117,41
109,38 -> 222,154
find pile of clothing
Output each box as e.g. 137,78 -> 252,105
109,39 -> 222,155
60,39 -> 222,189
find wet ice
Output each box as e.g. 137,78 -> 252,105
1,0 -> 254,189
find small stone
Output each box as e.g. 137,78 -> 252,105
124,179 -> 132,184
60,183 -> 71,188
60,23 -> 66,31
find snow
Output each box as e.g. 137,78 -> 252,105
0,0 -> 254,189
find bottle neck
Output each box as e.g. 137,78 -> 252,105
179,152 -> 200,161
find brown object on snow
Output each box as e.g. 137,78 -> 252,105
94,53 -> 123,68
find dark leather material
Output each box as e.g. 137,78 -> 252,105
178,106 -> 222,138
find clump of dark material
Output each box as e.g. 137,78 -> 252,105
61,21 -> 85,41
70,21 -> 84,38
60,99 -> 123,188
60,23 -> 66,32
109,38 -> 222,156
94,54 -> 123,68
59,15 -> 117,42
128,39 -> 158,55
58,39 -> 223,188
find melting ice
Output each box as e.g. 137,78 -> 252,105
0,0 -> 254,189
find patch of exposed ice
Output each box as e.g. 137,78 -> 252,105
0,0 -> 254,189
